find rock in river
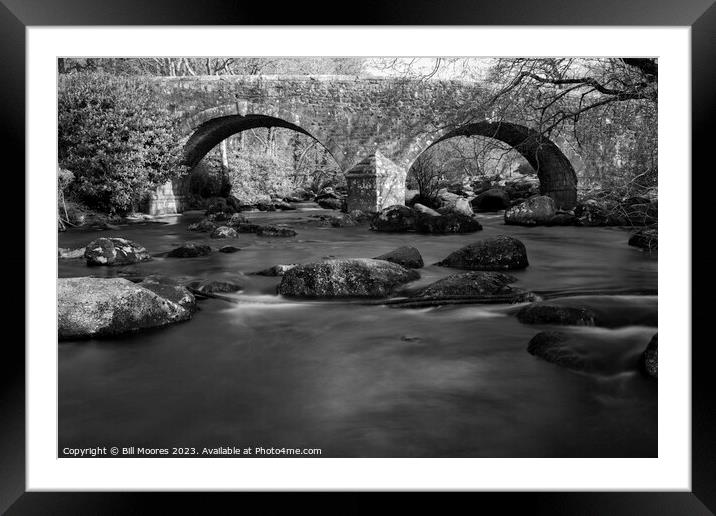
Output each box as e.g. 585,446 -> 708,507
527,331 -> 587,371
187,279 -> 242,294
504,195 -> 556,226
256,225 -> 297,237
413,271 -> 537,303
370,205 -> 416,232
167,242 -> 212,258
84,237 -> 151,266
436,235 -> 528,270
277,258 -> 420,298
210,226 -> 238,239
415,212 -> 483,234
517,303 -> 598,326
254,264 -> 299,276
140,276 -> 197,313
58,277 -> 191,340
374,246 -> 424,269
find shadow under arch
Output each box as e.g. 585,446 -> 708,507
412,120 -> 578,209
182,114 -> 341,170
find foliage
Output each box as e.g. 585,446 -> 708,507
58,73 -> 187,214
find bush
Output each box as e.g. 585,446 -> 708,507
58,73 -> 187,214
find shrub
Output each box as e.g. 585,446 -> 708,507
58,73 -> 187,214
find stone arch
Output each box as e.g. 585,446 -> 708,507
405,120 -> 578,209
182,113 -> 342,170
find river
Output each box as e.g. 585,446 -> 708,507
58,205 -> 657,457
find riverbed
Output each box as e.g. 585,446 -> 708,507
58,206 -> 657,457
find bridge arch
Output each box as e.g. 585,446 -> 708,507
182,113 -> 343,170
405,120 -> 578,209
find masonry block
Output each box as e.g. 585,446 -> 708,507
345,151 -> 407,213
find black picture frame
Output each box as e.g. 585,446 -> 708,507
3,0 -> 712,513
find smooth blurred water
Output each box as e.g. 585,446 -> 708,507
58,206 -> 657,457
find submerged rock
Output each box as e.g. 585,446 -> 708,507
415,212 -> 483,234
436,235 -> 528,270
527,331 -> 586,371
370,205 -> 416,232
58,277 -> 191,340
187,279 -> 242,294
504,195 -> 556,225
167,242 -> 212,258
374,246 -> 424,269
218,245 -> 241,253
84,237 -> 152,266
256,225 -> 297,237
641,333 -> 658,378
517,303 -> 598,326
277,258 -> 420,298
210,226 -> 238,239
236,223 -> 262,233
254,264 -> 299,276
413,271 -> 537,302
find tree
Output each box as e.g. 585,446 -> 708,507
58,73 -> 187,214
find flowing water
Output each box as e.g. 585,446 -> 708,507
58,206 -> 658,457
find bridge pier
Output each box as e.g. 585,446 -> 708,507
345,151 -> 407,213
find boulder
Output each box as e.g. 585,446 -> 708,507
504,196 -> 556,226
187,218 -> 217,232
139,276 -> 197,313
516,303 -> 598,326
415,212 -> 483,234
438,196 -> 474,217
641,333 -> 658,378
219,245 -> 241,253
374,246 -> 424,269
370,205 -> 416,232
58,247 -> 86,259
437,235 -> 528,270
254,264 -> 299,276
471,188 -> 511,212
58,277 -> 191,340
167,242 -> 212,258
226,213 -> 248,227
527,331 -> 586,371
256,225 -> 297,237
412,203 -> 441,216
84,237 -> 152,266
277,258 -> 420,298
318,197 -> 344,210
327,214 -> 357,227
628,228 -> 658,252
187,279 -> 242,294
412,271 -> 536,303
210,226 -> 238,239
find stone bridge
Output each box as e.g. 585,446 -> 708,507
147,75 -> 578,212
